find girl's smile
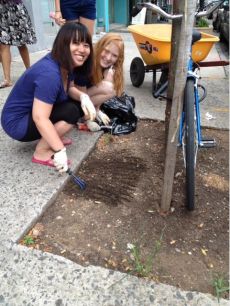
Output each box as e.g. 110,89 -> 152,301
100,42 -> 119,68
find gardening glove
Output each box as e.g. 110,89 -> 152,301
53,147 -> 68,173
96,110 -> 110,125
86,120 -> 101,132
80,93 -> 96,121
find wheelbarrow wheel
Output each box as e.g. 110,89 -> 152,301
130,57 -> 145,87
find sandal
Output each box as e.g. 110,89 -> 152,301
0,80 -> 12,89
32,156 -> 71,167
61,137 -> 73,146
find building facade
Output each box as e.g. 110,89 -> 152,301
96,0 -> 173,31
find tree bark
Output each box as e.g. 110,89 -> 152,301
160,0 -> 197,212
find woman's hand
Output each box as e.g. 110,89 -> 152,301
54,11 -> 66,26
53,147 -> 68,173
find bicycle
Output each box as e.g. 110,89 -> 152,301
130,1 -> 227,211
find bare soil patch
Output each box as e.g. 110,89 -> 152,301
22,120 -> 229,297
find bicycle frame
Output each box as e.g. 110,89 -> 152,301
178,42 -> 218,166
179,56 -> 202,167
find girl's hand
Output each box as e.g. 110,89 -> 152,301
103,66 -> 115,83
54,11 -> 66,26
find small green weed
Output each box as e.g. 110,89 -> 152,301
211,272 -> 229,302
23,235 -> 35,245
103,134 -> 114,145
196,17 -> 209,27
128,227 -> 165,277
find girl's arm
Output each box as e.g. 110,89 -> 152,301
32,98 -> 64,152
54,0 -> 61,12
54,0 -> 65,25
87,81 -> 115,108
86,66 -> 116,107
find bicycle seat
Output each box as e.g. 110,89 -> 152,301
192,29 -> 202,45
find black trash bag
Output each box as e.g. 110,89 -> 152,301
100,93 -> 138,135
100,117 -> 137,135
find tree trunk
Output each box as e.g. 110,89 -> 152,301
160,0 -> 197,212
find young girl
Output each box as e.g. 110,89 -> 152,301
69,33 -> 125,131
1,22 -> 96,173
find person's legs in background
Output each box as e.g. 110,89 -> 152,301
79,16 -> 95,36
0,44 -> 12,88
79,2 -> 96,36
61,1 -> 96,36
18,45 -> 30,69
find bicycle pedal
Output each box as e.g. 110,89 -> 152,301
200,138 -> 216,148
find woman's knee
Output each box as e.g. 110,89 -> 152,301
51,101 -> 84,124
97,82 -> 116,99
63,102 -> 83,123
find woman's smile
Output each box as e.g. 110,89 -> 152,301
70,41 -> 90,67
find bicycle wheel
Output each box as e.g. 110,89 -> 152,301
130,57 -> 145,87
184,79 -> 195,211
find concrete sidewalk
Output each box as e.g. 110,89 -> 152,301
0,33 -> 229,305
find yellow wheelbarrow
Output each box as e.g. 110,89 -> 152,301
128,24 -> 219,92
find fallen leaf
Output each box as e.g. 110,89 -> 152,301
125,266 -> 132,271
208,263 -> 214,268
31,228 -> 41,238
201,248 -> 208,256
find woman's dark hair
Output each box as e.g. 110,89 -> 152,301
51,22 -> 93,76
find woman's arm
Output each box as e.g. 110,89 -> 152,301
68,82 -> 87,101
68,82 -> 96,121
32,98 -> 64,152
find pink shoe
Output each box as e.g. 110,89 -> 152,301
32,156 -> 55,167
32,156 -> 71,167
62,137 -> 73,146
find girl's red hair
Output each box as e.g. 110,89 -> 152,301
92,33 -> 124,96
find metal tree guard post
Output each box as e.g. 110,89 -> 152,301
160,0 -> 197,212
